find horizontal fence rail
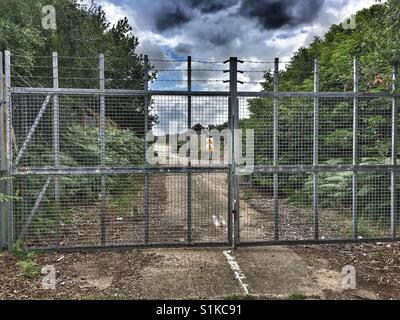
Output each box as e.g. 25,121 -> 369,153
1,51 -> 399,251
11,87 -> 396,98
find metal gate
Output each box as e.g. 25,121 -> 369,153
0,51 -> 399,251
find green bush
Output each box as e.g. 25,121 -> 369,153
14,124 -> 145,239
12,240 -> 40,278
18,259 -> 40,278
285,158 -> 393,227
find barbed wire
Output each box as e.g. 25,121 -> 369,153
149,59 -> 225,64
242,70 -> 269,73
11,64 -> 53,69
58,55 -> 99,60
154,69 -> 226,72
241,60 -> 291,64
13,71 -> 33,88
151,79 -> 227,83
11,54 -> 52,59
192,60 -> 225,64
148,59 -> 186,63
238,81 -> 265,84
10,75 -> 51,79
11,64 -> 100,72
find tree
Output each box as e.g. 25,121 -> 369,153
245,1 -> 398,226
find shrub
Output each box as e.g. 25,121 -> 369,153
14,124 -> 146,240
18,259 -> 40,278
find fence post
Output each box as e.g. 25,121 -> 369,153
228,57 -> 240,246
52,52 -> 61,244
352,59 -> 359,239
187,56 -> 192,243
99,54 -> 106,245
273,58 -> 279,241
391,66 -> 398,239
313,58 -> 319,240
0,51 -> 6,249
226,57 -> 239,246
144,55 -> 150,244
5,51 -> 13,250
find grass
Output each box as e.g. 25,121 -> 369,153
287,293 -> 307,300
18,259 -> 41,278
12,240 -> 41,278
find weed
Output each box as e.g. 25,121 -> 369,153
18,259 -> 40,278
287,293 -> 307,300
12,240 -> 40,278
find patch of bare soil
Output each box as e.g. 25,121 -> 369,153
0,250 -> 164,299
292,243 -> 400,299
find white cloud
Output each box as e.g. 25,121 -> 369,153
97,0 -> 380,91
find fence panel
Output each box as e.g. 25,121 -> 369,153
3,51 -> 399,250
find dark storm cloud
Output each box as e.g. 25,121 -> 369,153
152,0 -> 325,32
240,0 -> 325,29
186,0 -> 238,14
155,5 -> 192,31
153,0 -> 238,31
174,43 -> 193,55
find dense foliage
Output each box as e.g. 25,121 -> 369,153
0,0 -> 150,238
242,1 -> 400,231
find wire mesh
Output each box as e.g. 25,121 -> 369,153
237,94 -> 399,243
319,98 -> 353,164
10,90 -> 231,248
5,53 -> 400,250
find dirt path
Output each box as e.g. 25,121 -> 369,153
162,166 -> 273,244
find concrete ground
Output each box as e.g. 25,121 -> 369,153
140,247 -> 327,299
1,244 -> 379,300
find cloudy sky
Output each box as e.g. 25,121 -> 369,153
90,0 -> 378,134
94,0 -> 378,91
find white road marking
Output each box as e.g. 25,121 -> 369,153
223,250 -> 250,295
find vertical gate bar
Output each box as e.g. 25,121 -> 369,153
143,55 -> 149,244
313,58 -> 319,240
227,60 -> 233,246
391,66 -> 398,239
0,51 -> 5,249
227,57 -> 235,246
99,54 -> 106,245
229,57 -> 240,247
5,51 -> 13,250
52,52 -> 60,244
273,58 -> 279,241
227,94 -> 232,245
234,98 -> 240,243
187,56 -> 192,243
352,59 -> 359,239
